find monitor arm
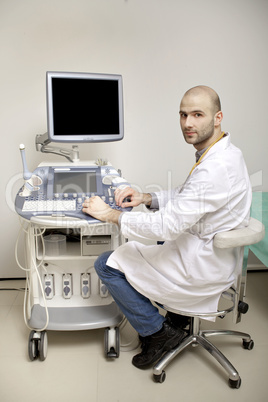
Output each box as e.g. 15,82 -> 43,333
35,132 -> 80,163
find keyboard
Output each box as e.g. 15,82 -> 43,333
22,199 -> 76,212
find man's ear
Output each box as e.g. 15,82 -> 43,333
214,111 -> 223,127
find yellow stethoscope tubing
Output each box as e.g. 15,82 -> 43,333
189,131 -> 225,175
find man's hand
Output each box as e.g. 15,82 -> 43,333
82,196 -> 121,224
115,187 -> 152,208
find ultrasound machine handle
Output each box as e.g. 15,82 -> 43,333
30,215 -> 91,228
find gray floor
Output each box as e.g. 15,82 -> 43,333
0,271 -> 267,402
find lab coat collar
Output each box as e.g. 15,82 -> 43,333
199,132 -> 230,162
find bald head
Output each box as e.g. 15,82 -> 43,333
182,86 -> 221,115
179,86 -> 223,150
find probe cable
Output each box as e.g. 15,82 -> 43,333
15,219 -> 50,332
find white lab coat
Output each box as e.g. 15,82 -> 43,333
107,133 -> 252,315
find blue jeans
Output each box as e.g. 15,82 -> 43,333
94,251 -> 165,337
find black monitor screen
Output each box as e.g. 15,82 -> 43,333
52,78 -> 119,136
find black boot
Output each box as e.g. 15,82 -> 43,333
132,321 -> 186,369
165,312 -> 191,331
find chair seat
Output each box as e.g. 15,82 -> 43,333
163,289 -> 235,319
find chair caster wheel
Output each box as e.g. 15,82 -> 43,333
243,339 -> 254,350
153,371 -> 166,383
229,377 -> 241,389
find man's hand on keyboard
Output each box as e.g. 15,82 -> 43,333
82,196 -> 122,224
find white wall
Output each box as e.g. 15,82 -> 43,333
1,0 -> 267,278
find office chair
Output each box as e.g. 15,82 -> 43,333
153,217 -> 265,389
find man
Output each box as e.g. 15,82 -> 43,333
82,86 -> 252,369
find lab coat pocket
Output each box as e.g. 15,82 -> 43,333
174,232 -> 200,282
186,234 -> 215,284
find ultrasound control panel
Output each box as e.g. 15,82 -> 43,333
15,163 -> 131,223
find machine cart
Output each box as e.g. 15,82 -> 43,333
15,153 -> 131,361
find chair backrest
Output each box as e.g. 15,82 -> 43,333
214,217 -> 265,323
214,217 -> 265,249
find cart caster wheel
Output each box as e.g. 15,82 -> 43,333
28,330 -> 39,361
243,339 -> 254,350
229,377 -> 241,389
153,371 -> 166,383
39,331 -> 48,361
104,327 -> 120,358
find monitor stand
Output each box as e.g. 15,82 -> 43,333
35,132 -> 80,163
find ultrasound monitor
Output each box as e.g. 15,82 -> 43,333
46,71 -> 124,143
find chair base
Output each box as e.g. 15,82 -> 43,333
153,317 -> 253,388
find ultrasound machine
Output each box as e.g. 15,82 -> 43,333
15,72 -> 136,361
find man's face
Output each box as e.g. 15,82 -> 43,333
179,93 -> 216,151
